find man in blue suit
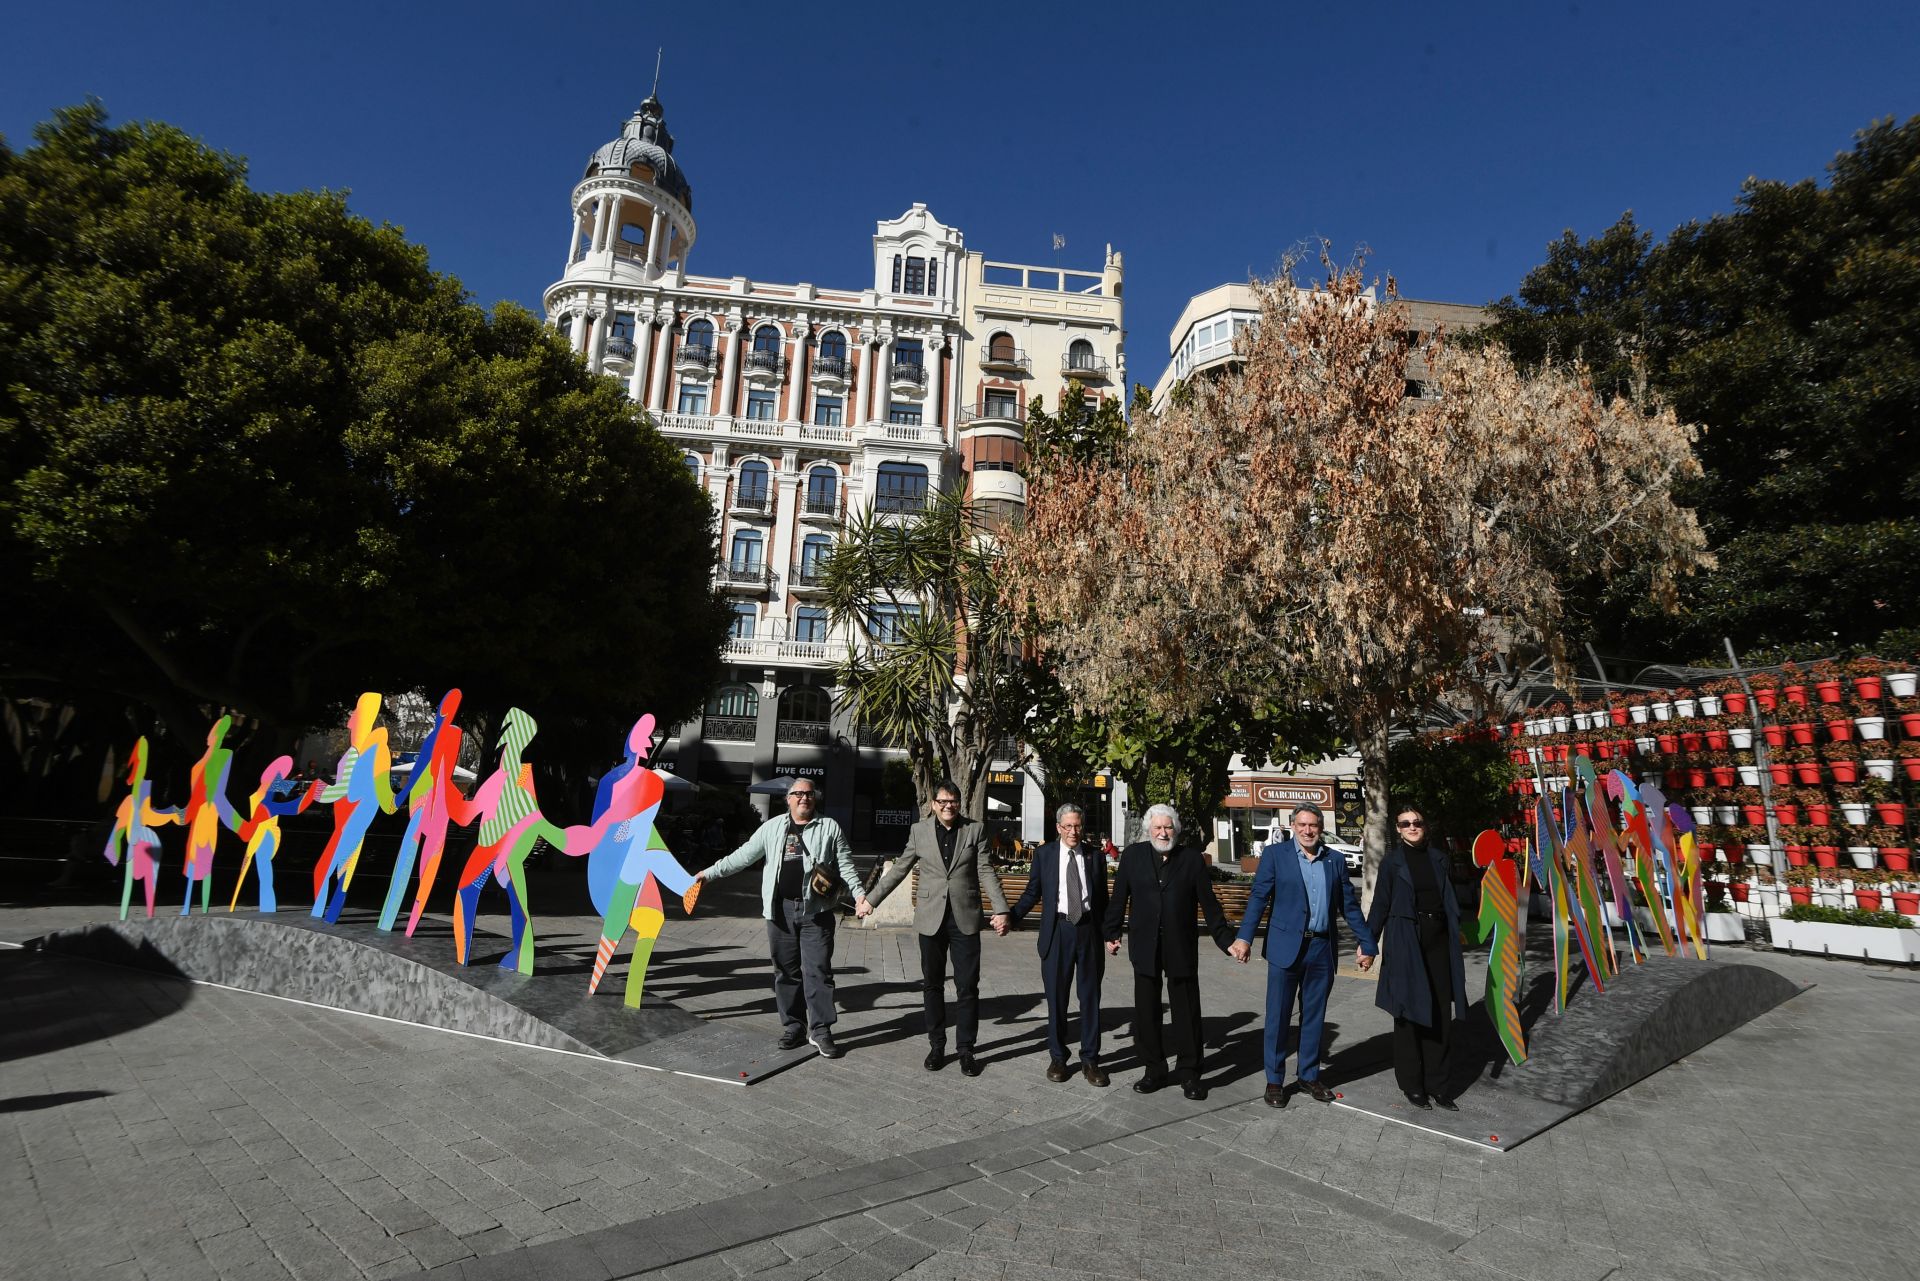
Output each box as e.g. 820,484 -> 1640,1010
1229,803 -> 1376,1107
1010,803 -> 1108,1086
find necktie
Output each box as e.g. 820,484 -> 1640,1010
1064,848 -> 1084,923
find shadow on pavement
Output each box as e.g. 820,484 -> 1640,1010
0,1089 -> 114,1113
0,944 -> 191,1063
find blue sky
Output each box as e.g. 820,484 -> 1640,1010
5,1 -> 1916,380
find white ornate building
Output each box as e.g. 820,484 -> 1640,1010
543,96 -> 1126,843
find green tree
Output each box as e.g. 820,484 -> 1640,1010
1476,116 -> 1920,656
1385,731 -> 1518,848
0,104 -> 728,785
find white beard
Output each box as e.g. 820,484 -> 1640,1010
1149,836 -> 1174,853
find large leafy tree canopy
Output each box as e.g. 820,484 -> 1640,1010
1476,115 -> 1920,658
1008,260 -> 1705,895
0,104 -> 727,788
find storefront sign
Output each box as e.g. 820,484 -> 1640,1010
873,809 -> 912,826
1224,777 -> 1337,809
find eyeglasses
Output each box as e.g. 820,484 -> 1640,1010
788,792 -> 816,802
1396,819 -> 1425,828
933,797 -> 959,806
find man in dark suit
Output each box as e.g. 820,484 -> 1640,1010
1103,803 -> 1237,1100
1010,802 -> 1108,1086
1230,802 -> 1376,1108
860,778 -> 1009,1076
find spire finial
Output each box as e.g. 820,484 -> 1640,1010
652,48 -> 662,100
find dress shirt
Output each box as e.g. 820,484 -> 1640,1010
1058,842 -> 1085,921
1297,843 -> 1330,934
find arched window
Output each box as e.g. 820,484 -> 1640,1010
780,685 -> 831,723
805,466 -> 838,512
799,534 -> 833,576
753,324 -> 782,354
1067,338 -> 1096,371
874,461 -> 929,514
683,453 -> 703,481
685,318 -> 714,352
818,330 -> 847,361
737,459 -> 770,504
707,683 -> 758,717
728,529 -> 763,571
988,332 -> 1017,362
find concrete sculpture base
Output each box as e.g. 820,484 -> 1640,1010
24,910 -> 812,1085
1333,948 -> 1807,1149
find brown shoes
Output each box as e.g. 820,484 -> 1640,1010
1300,1078 -> 1337,1104
1263,1083 -> 1288,1109
1046,1059 -> 1071,1083
1082,1062 -> 1109,1088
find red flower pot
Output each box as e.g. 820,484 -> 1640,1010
1830,761 -> 1861,783
1805,804 -> 1832,826
1510,749 -> 1528,765
1741,804 -> 1767,825
1573,741 -> 1592,758
1902,758 -> 1920,781
1754,688 -> 1777,711
1901,712 -> 1920,737
1784,684 -> 1807,706
1787,886 -> 1813,905
1687,767 -> 1708,788
1815,679 -> 1844,704
1855,889 -> 1884,912
1767,763 -> 1793,785
1731,882 -> 1751,903
1763,724 -> 1788,748
1725,691 -> 1750,713
1874,802 -> 1907,824
1597,742 -> 1613,760
1657,733 -> 1680,754
1792,762 -> 1823,785
1788,722 -> 1816,746
1510,721 -> 1524,738
1609,707 -> 1630,727
1892,891 -> 1919,914
1826,719 -> 1854,742
1883,848 -> 1913,872
1680,731 -> 1704,753
1710,765 -> 1737,786
1807,846 -> 1835,868
1855,675 -> 1884,700
1705,729 -> 1730,750
1775,803 -> 1800,825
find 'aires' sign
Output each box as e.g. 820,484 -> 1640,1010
1224,777 -> 1337,810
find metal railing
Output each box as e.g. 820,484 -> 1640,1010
730,489 -> 773,515
789,564 -> 829,587
703,715 -> 757,742
961,403 -> 1024,426
874,493 -> 927,515
801,496 -> 841,519
717,562 -> 771,588
1061,354 -> 1110,378
890,361 -> 928,387
605,336 -> 635,361
676,344 -> 715,371
744,351 -> 785,378
776,720 -> 831,745
810,355 -> 849,380
978,349 -> 1030,373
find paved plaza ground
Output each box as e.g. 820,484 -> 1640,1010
3,875 -> 1917,1281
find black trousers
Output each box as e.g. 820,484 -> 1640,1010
1392,913 -> 1454,1098
1039,915 -> 1104,1065
919,909 -> 983,1053
767,897 -> 838,1034
1133,970 -> 1203,1080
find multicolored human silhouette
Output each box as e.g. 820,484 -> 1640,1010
230,756 -> 320,913
1470,829 -> 1527,1066
104,737 -> 180,920
450,708 -> 572,972
179,715 -> 244,915
313,692 -> 398,923
379,689 -> 473,934
561,715 -> 700,1007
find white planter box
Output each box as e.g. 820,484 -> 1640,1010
1857,716 -> 1887,740
1675,698 -> 1698,718
1715,805 -> 1738,825
1552,715 -> 1572,733
1768,918 -> 1920,963
1700,695 -> 1723,716
1745,844 -> 1773,864
1630,704 -> 1650,724
1737,765 -> 1761,785
1652,702 -> 1673,721
1705,912 -> 1746,942
1889,673 -> 1918,697
1848,847 -> 1878,870
1842,803 -> 1872,826
1635,736 -> 1657,753
1729,726 -> 1754,749
1865,759 -> 1895,782
1690,806 -> 1712,825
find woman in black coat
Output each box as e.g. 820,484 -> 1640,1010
1365,805 -> 1469,1110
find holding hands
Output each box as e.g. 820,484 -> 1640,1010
1355,949 -> 1374,971
1228,939 -> 1251,964
854,897 -> 872,918
990,913 -> 1010,936
1106,939 -> 1122,955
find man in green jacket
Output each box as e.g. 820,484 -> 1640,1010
698,779 -> 867,1058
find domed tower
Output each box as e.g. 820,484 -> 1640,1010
555,95 -> 696,284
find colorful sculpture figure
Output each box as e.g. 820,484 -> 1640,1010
1575,757 -> 1646,964
1665,803 -> 1709,959
1538,798 -> 1607,1004
450,708 -> 571,971
230,756 -> 320,913
105,737 -> 181,920
179,715 -> 244,915
378,689 -> 472,934
560,715 -> 700,1007
312,692 -> 398,922
1609,771 -> 1678,957
1471,829 -> 1527,1066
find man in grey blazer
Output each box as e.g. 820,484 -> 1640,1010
858,779 -> 1010,1075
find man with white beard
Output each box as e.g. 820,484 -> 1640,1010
1103,804 -> 1238,1099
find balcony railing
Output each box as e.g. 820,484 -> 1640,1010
723,635 -> 838,663
703,715 -> 757,742
810,355 -> 849,381
676,344 -> 716,372
776,719 -> 830,745
611,241 -> 650,265
718,562 -> 771,589
789,564 -> 829,588
1061,354 -> 1111,379
890,361 -> 928,387
743,351 -> 786,379
800,495 -> 842,520
605,336 -> 636,361
978,349 -> 1030,374
874,493 -> 927,516
960,403 -> 1024,426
